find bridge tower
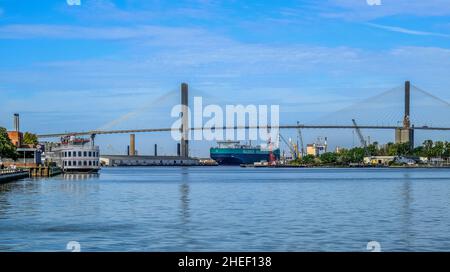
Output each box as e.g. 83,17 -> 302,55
395,81 -> 414,149
181,83 -> 189,158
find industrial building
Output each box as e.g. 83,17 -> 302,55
363,156 -> 396,166
100,155 -> 199,167
363,156 -> 419,166
3,114 -> 42,168
306,137 -> 328,157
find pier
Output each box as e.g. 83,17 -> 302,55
29,166 -> 63,177
0,169 -> 29,184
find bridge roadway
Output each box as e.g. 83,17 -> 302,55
37,125 -> 450,138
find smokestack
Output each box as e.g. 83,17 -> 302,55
154,144 -> 158,157
130,134 -> 136,156
177,143 -> 181,157
181,83 -> 189,158
127,145 -> 130,156
14,113 -> 20,132
403,81 -> 411,128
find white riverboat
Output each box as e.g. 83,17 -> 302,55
54,135 -> 100,173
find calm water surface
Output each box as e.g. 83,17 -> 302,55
0,167 -> 449,252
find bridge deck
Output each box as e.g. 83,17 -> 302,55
37,125 -> 450,138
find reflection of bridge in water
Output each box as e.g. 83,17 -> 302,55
37,81 -> 450,156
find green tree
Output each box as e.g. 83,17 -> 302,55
413,146 -> 425,157
336,147 -> 365,164
0,127 -> 18,160
320,152 -> 337,164
367,142 -> 379,156
23,132 -> 38,146
443,142 -> 450,159
349,147 -> 366,163
423,140 -> 434,159
300,155 -> 316,165
397,142 -> 412,156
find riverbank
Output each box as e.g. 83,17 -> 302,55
240,164 -> 450,169
0,169 -> 29,184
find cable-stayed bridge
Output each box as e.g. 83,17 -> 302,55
36,81 -> 450,156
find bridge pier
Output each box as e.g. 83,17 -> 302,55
395,81 -> 414,149
181,83 -> 189,158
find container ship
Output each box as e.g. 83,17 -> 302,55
210,141 -> 280,165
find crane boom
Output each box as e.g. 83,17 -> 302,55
352,119 -> 370,156
279,133 -> 298,159
297,121 -> 305,158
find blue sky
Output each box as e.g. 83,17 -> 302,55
1,0 -> 450,156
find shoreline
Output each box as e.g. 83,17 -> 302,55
240,164 -> 450,169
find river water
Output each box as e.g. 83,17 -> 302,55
0,167 -> 449,252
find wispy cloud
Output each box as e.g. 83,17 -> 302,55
59,0 -> 218,23
366,23 -> 450,38
0,24 -> 208,41
321,0 -> 450,20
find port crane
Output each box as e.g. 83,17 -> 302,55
279,133 -> 298,160
297,121 -> 305,158
352,119 -> 370,156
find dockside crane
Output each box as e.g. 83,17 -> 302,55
297,121 -> 305,158
352,119 -> 370,156
279,133 -> 298,160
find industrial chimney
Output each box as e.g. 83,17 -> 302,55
130,134 -> 136,156
180,83 -> 189,158
14,113 -> 20,132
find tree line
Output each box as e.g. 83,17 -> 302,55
291,140 -> 450,166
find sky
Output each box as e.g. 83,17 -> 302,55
1,0 -> 450,157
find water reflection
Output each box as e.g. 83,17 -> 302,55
63,173 -> 100,181
1,168 -> 450,251
180,168 -> 190,224
401,173 -> 413,249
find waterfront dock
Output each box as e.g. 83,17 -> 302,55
29,166 -> 62,177
0,169 -> 29,184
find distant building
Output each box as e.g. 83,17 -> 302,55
100,155 -> 199,167
395,156 -> 417,165
428,157 -> 449,166
364,156 -> 395,166
3,114 -> 42,168
306,137 -> 328,157
395,128 -> 414,149
7,131 -> 23,147
364,156 -> 418,166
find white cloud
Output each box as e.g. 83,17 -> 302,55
366,23 -> 450,38
1,24 -> 450,88
0,24 -> 209,41
59,0 -> 217,23
1,24 -> 450,124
